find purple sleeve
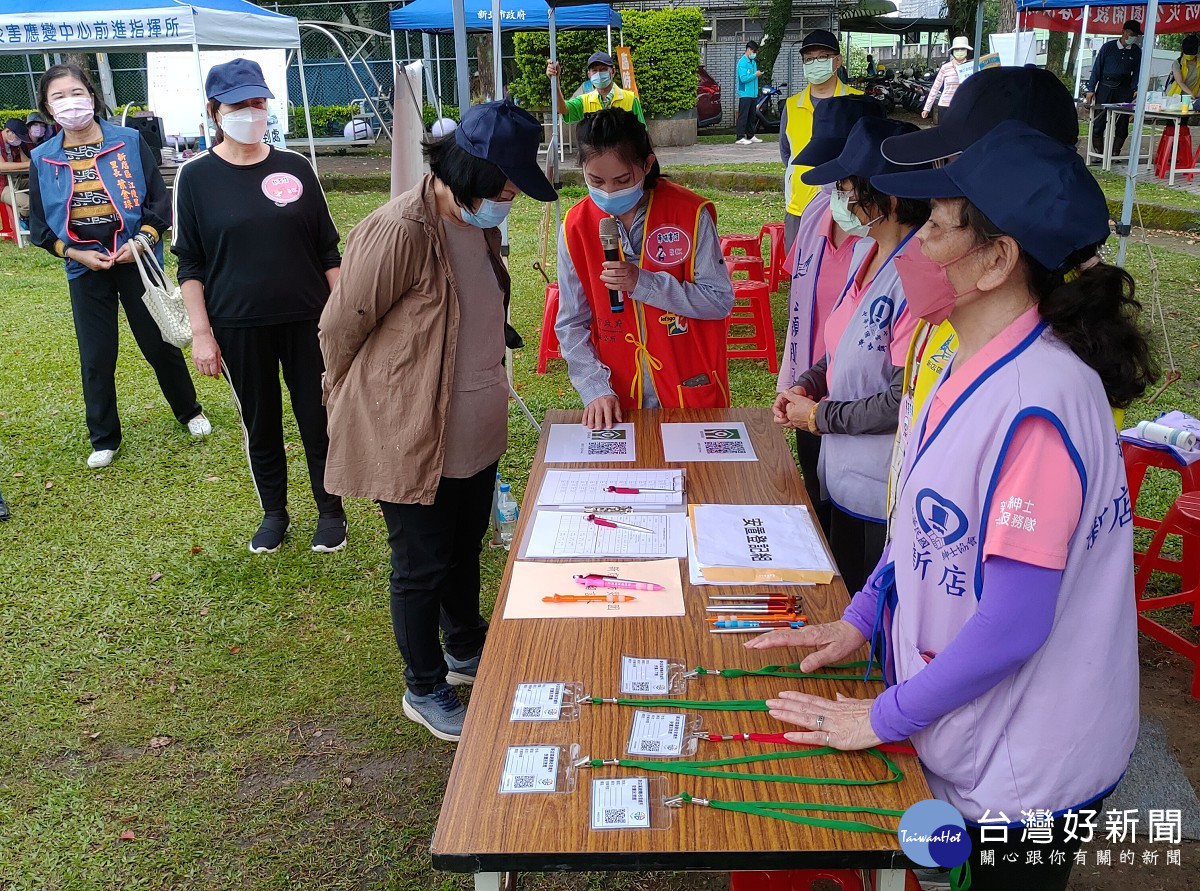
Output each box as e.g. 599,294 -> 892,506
868,556 -> 1063,743
841,543 -> 892,639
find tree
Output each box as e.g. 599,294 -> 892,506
756,0 -> 792,84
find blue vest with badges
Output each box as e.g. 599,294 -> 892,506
32,118 -> 161,280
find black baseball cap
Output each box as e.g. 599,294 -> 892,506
3,118 -> 30,143
801,29 -> 840,53
587,51 -> 614,69
874,120 -> 1111,271
455,99 -> 557,202
792,96 -> 886,167
1122,19 -> 1142,35
880,66 -> 1078,165
205,58 -> 274,104
801,116 -> 921,186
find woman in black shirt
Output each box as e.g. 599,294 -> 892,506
173,58 -> 345,555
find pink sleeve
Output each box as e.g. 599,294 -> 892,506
981,415 -> 1084,570
889,302 -> 918,368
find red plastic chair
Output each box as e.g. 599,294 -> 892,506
761,222 -> 787,292
536,283 -> 561,374
727,256 -> 766,282
727,280 -> 778,372
720,233 -> 762,259
730,869 -> 921,891
1154,125 -> 1195,181
1122,441 -> 1200,588
0,176 -> 17,244
1133,491 -> 1200,698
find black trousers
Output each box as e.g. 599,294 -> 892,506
829,505 -> 887,597
736,96 -> 757,140
379,460 -> 497,696
67,262 -> 202,451
213,319 -> 341,516
796,429 -> 832,534
1092,83 -> 1134,152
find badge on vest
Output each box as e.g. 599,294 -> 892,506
262,172 -> 303,206
659,312 -> 689,336
911,488 -> 977,592
859,295 -> 895,353
794,252 -> 813,278
647,225 -> 692,267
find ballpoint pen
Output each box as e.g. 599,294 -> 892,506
585,513 -> 653,534
708,594 -> 804,601
707,614 -> 806,623
710,620 -> 806,630
604,485 -> 678,494
543,593 -> 637,603
573,574 -> 664,591
705,605 -> 803,613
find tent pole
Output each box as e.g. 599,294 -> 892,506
451,0 -> 471,111
296,39 -> 318,169
493,0 -> 503,102
191,38 -> 207,147
607,25 -> 613,55
1116,0 -> 1158,266
974,0 -> 985,72
1074,7 -> 1090,100
433,35 -> 443,107
550,5 -> 562,280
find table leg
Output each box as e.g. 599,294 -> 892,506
1104,111 -> 1115,171
1170,121 -> 1181,186
474,873 -> 502,891
873,867 -> 909,890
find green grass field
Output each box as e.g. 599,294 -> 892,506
1,187 -> 1198,890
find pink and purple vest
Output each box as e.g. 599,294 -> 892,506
887,321 -> 1138,821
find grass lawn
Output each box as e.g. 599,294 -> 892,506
1,187 -> 1198,890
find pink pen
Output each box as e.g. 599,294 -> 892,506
573,574 -> 665,591
585,513 -> 653,534
604,485 -> 677,494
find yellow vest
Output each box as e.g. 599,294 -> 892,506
580,83 -> 639,114
783,80 -> 861,217
1167,55 -> 1199,96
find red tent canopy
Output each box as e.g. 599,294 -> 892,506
1024,4 -> 1200,32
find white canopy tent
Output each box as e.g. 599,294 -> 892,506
0,0 -> 319,165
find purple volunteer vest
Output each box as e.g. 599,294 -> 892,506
779,189 -> 838,390
889,322 -> 1138,821
818,231 -> 915,522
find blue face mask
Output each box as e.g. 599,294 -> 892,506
461,197 -> 513,228
590,70 -> 613,90
588,179 -> 645,216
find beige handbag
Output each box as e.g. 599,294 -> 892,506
132,242 -> 191,349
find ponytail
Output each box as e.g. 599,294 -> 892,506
577,108 -> 664,189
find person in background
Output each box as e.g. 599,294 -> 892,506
1,118 -> 33,218
557,109 -> 735,430
773,117 -> 928,595
1086,19 -> 1142,160
28,64 -> 208,470
173,58 -> 345,555
751,121 -> 1158,891
735,40 -> 764,146
780,29 -> 861,253
922,36 -> 972,122
1168,34 -> 1199,99
545,51 -> 645,124
25,112 -> 52,146
320,100 -> 556,742
778,95 -> 885,531
0,488 -> 9,521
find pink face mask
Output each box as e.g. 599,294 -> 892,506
894,241 -> 991,325
49,96 -> 95,131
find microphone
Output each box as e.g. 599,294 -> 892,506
598,216 -> 624,314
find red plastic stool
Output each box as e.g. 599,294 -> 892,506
1154,125 -> 1195,181
1133,491 -> 1200,697
761,222 -> 787,292
727,256 -> 766,282
720,233 -> 762,259
1122,441 -> 1200,588
0,177 -> 17,244
727,280 -> 778,372
536,283 -> 561,374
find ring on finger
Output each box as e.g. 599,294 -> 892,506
825,731 -> 831,746
815,714 -> 825,730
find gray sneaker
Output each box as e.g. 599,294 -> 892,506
445,651 -> 480,686
402,683 -> 466,741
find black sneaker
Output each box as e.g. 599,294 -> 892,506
311,515 -> 347,553
0,492 -> 9,521
249,512 -> 290,554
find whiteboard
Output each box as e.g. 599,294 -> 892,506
147,49 -> 289,139
988,32 -> 1037,69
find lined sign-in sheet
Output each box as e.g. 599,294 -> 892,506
521,511 -> 688,559
535,470 -> 685,509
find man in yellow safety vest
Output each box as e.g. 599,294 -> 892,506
546,51 -> 645,124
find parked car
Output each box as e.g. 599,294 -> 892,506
698,66 -> 722,127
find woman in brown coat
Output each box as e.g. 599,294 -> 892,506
320,100 -> 555,742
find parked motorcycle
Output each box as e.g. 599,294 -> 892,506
755,82 -> 787,133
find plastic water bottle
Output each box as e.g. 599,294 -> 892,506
497,483 -> 519,549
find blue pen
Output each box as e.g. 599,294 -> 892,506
710,619 -> 805,630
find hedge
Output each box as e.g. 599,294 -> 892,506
422,103 -> 460,128
620,8 -> 703,119
286,103 -> 363,139
511,30 -> 607,110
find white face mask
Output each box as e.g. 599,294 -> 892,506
219,107 -> 268,145
829,188 -> 880,237
803,57 -> 835,85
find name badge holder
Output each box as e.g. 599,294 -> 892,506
619,655 -> 688,696
588,776 -> 673,831
509,682 -> 586,723
625,710 -> 703,759
497,743 -> 580,795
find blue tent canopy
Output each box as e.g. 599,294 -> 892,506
389,0 -> 621,33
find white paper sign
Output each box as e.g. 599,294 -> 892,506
147,49 -> 289,139
510,683 -> 565,721
499,745 -> 560,793
627,711 -> 687,756
591,777 -> 651,829
621,656 -> 670,695
660,422 -> 758,462
545,423 -> 637,463
692,503 -> 834,574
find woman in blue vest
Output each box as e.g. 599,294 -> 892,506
28,64 -> 207,470
773,116 -> 928,595
752,122 -> 1158,890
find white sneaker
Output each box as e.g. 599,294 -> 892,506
750,136 -> 763,143
87,448 -> 118,469
187,414 -> 212,438
735,137 -> 750,145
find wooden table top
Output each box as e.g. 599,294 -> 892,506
431,407 -> 930,873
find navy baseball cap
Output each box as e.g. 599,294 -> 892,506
881,66 -> 1077,165
455,99 -> 557,202
205,58 -> 274,104
587,51 -> 615,69
792,96 -> 886,167
801,29 -> 840,53
801,117 -> 921,186
873,120 -> 1111,271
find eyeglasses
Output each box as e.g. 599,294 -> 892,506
834,185 -> 858,205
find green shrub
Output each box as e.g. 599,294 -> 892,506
620,8 -> 703,118
287,103 -> 361,139
422,103 -> 460,128
1,108 -> 38,122
511,30 -> 608,109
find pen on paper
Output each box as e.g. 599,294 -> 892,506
573,574 -> 664,591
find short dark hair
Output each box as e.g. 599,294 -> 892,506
423,133 -> 508,208
38,63 -> 104,125
577,108 -> 664,189
849,175 -> 929,227
747,41 -> 759,51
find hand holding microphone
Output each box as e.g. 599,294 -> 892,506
598,216 -> 639,312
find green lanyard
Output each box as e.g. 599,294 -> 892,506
669,791 -> 904,834
585,746 -> 903,787
692,660 -> 884,682
589,696 -> 770,711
